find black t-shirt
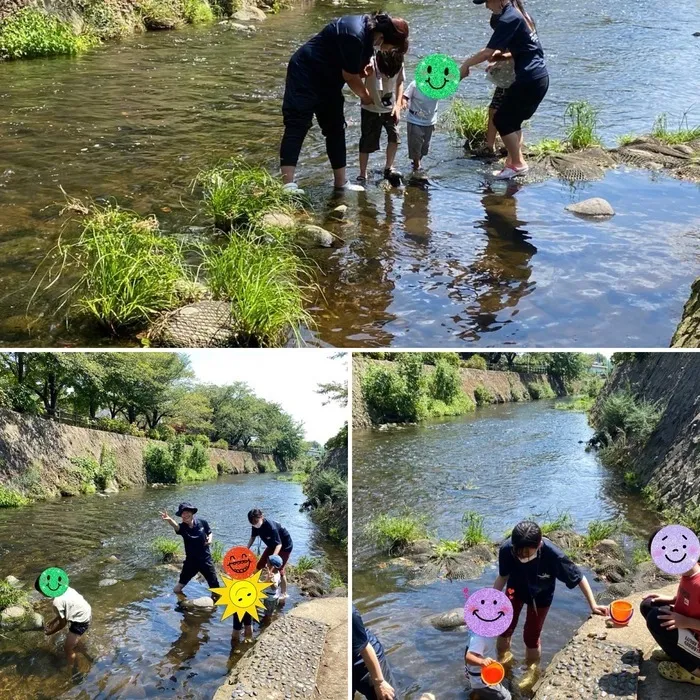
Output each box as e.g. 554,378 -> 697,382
177,517 -> 212,561
251,518 -> 293,552
487,4 -> 547,83
499,537 -> 582,607
294,14 -> 375,87
352,606 -> 385,674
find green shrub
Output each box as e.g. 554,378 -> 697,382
193,434 -> 210,447
83,0 -> 142,40
0,580 -> 28,611
462,355 -> 487,370
430,360 -> 461,404
144,444 -> 179,483
434,539 -> 462,558
565,101 -> 600,150
623,470 -> 640,490
530,139 -> 566,157
362,364 -> 420,424
583,519 -> 617,548
151,536 -> 182,561
367,514 -> 428,554
202,235 -> 312,347
427,393 -> 475,418
597,391 -> 662,443
291,555 -> 320,575
474,385 -> 494,406
462,511 -> 488,547
196,161 -> 304,229
137,0 -> 185,28
651,113 -> 700,145
94,417 -> 132,434
539,511 -> 574,536
213,439 -> 228,449
12,462 -> 45,500
0,8 -> 99,60
0,485 -> 29,508
183,0 -> 215,23
97,445 -> 117,490
70,455 -> 101,491
210,540 -> 224,563
58,206 -> 191,333
528,382 -> 556,400
421,352 -> 460,367
445,100 -> 489,150
186,442 -> 210,473
555,396 -> 595,412
157,424 -> 177,441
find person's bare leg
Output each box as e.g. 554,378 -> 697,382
333,167 -> 348,188
525,645 -> 541,666
65,633 -> 79,666
497,635 -> 512,659
281,165 -> 296,185
487,109 -> 498,151
412,158 -> 420,171
501,131 -> 526,170
232,629 -> 241,643
280,572 -> 288,599
359,152 -> 370,179
244,625 -> 253,642
385,142 -> 398,171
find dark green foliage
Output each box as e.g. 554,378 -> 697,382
144,444 -> 179,483
186,442 -> 209,473
430,360 -> 461,404
462,355 -> 487,370
0,486 -> 29,508
474,385 -> 495,406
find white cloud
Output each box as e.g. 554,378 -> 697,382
185,350 -> 348,444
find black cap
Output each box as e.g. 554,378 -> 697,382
176,502 -> 198,516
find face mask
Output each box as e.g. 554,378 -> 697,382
518,552 -> 538,563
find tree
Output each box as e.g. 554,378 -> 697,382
546,353 -> 589,382
167,385 -> 214,435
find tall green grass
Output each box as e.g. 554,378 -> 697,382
0,485 -> 30,508
183,0 -> 215,23
151,536 -> 182,561
598,391 -> 662,443
202,234 -> 313,347
445,101 -> 489,150
196,161 -> 304,230
0,8 -> 99,60
583,519 -> 617,548
565,101 -> 600,150
211,540 -> 224,563
651,113 -> 700,145
530,139 -> 566,158
53,206 -> 192,333
0,580 -> 28,611
538,511 -> 574,536
461,510 -> 488,547
291,555 -> 320,575
367,514 -> 429,554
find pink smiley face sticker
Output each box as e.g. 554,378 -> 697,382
651,525 -> 700,575
464,587 -> 513,637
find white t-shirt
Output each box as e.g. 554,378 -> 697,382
53,587 -> 91,624
362,57 -> 405,114
404,81 -> 439,127
269,571 -> 281,600
465,634 -> 497,690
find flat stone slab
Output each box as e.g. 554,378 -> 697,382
151,301 -> 237,348
213,615 -> 329,700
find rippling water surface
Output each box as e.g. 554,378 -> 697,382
352,400 -> 659,699
0,473 -> 343,699
1,0 -> 699,346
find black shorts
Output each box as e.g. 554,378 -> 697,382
69,620 -> 90,636
494,75 -> 549,137
359,110 -> 400,154
490,87 -> 506,111
233,612 -> 253,631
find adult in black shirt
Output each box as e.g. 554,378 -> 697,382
493,521 -> 607,669
160,501 -> 221,598
352,605 -> 399,700
247,508 -> 294,599
280,13 -> 409,193
459,0 -> 549,179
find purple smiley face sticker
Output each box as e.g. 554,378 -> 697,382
651,525 -> 700,575
464,587 -> 513,637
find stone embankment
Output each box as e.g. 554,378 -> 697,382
0,408 -> 279,498
212,596 -> 347,700
672,277 -> 700,348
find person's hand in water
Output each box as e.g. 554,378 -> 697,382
373,679 -> 395,700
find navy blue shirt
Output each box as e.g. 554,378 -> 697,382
251,518 -> 293,553
177,517 -> 212,561
487,4 -> 547,83
499,537 -> 582,607
294,15 -> 375,87
352,606 -> 385,675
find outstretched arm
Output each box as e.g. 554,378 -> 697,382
579,577 -> 607,615
360,644 -> 395,700
343,70 -> 373,105
160,510 -> 180,533
460,47 -> 497,79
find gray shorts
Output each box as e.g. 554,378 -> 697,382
407,122 -> 435,162
468,684 -> 511,700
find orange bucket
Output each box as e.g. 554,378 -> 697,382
481,662 -> 505,686
609,600 -> 634,625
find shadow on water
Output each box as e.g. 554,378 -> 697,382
0,474 -> 343,699
0,0 -> 699,347
352,400 -> 659,699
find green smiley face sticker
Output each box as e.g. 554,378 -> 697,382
38,567 -> 69,598
415,54 -> 461,100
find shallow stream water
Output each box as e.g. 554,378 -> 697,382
352,399 -> 659,699
0,473 -> 343,699
1,1 -> 699,346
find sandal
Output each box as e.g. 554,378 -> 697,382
493,165 -> 529,180
658,661 -> 700,685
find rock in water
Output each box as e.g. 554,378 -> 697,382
99,579 -> 119,587
231,7 -> 266,22
430,608 -> 466,631
151,301 -> 236,348
21,613 -> 44,631
260,211 -> 296,229
181,596 -> 215,610
0,606 -> 27,628
4,575 -> 21,588
565,198 -> 615,218
298,225 -> 334,248
329,205 -> 348,220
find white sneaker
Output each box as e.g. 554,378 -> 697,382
334,181 -> 365,192
283,182 -> 305,195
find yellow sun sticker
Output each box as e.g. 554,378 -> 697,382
210,570 -> 271,623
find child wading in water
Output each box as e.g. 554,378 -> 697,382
36,578 -> 92,667
262,554 -> 284,622
465,633 -> 512,699
402,77 -> 439,178
357,50 -> 405,186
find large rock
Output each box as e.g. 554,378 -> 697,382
565,197 -> 615,218
298,224 -> 335,248
4,575 -> 21,588
103,481 -> 119,495
181,596 -> 215,610
231,7 -> 266,22
20,612 -> 44,631
260,211 -> 296,229
430,607 -> 466,631
151,300 -> 237,348
0,606 -> 27,628
594,539 -> 622,558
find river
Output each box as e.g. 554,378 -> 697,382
352,399 -> 659,699
0,473 -> 344,699
1,1 -> 699,347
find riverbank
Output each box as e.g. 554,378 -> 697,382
673,277 -> 700,348
0,0 -> 277,61
0,408 -> 280,506
353,355 -> 565,429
